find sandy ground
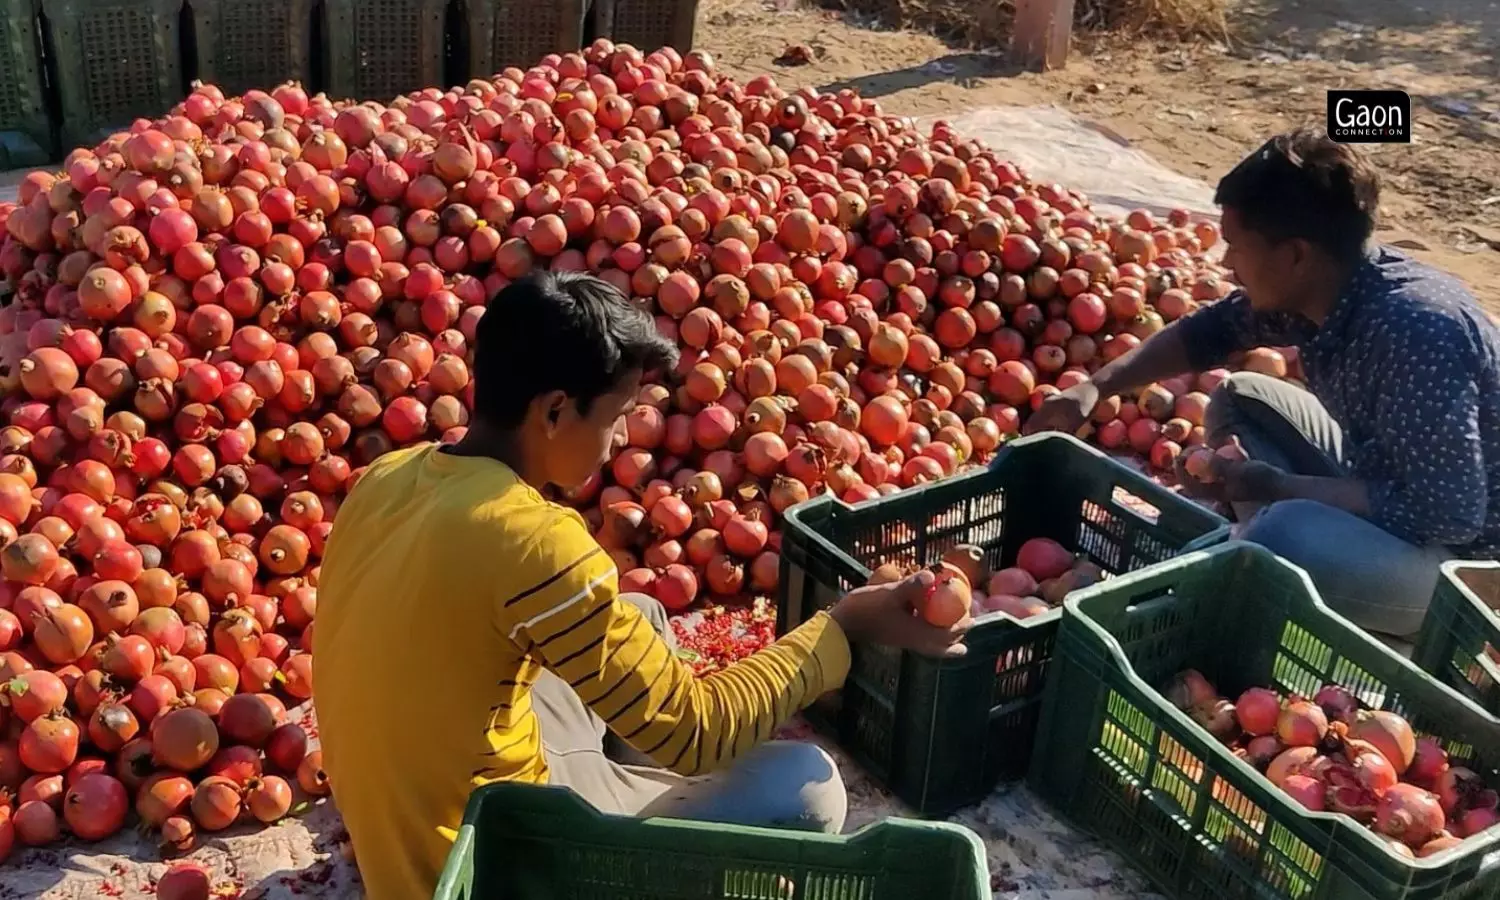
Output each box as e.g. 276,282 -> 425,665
699,0 -> 1500,309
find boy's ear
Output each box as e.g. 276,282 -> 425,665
539,390 -> 569,432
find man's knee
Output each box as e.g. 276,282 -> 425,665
1241,499 -> 1325,555
1205,371 -> 1276,435
1240,500 -> 1434,636
745,741 -> 847,833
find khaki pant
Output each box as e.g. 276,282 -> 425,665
531,594 -> 848,831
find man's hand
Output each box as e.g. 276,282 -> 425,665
1024,381 -> 1099,435
828,569 -> 971,659
1175,439 -> 1287,504
1213,456 -> 1288,503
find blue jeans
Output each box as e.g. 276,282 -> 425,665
531,593 -> 847,831
1207,373 -> 1451,638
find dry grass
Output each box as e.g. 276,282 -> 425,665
1076,0 -> 1231,41
822,0 -> 1231,49
818,0 -> 1015,48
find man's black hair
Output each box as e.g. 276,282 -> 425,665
472,272 -> 679,427
1214,127 -> 1380,266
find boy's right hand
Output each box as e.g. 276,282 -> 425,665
828,570 -> 971,658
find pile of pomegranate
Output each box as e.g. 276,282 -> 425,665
0,33 -> 1289,856
1169,670 -> 1499,858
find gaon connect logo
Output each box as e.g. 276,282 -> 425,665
1327,90 -> 1412,143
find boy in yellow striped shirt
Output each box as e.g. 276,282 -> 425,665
315,272 -> 971,900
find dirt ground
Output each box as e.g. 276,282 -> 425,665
698,0 -> 1500,309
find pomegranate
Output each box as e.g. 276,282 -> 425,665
1015,537 -> 1073,580
1407,737 -> 1449,786
1312,684 -> 1359,723
1375,783 -> 1446,848
1266,747 -> 1319,787
987,567 -> 1037,598
1164,670 -> 1217,712
1282,774 -> 1325,812
1459,804 -> 1500,838
136,772 -> 194,827
156,862 -> 212,900
1276,698 -> 1328,747
1347,710 -> 1416,774
1234,687 -> 1281,737
922,567 -> 970,627
62,773 -> 129,840
151,707 -> 219,772
1190,699 -> 1238,742
189,775 -> 241,831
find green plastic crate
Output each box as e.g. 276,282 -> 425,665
1412,561 -> 1500,715
592,0 -> 697,53
1029,541 -> 1500,900
433,782 -> 992,900
778,432 -> 1229,816
42,0 -> 185,152
0,0 -> 52,167
187,0 -> 314,98
323,0 -> 447,102
459,0 -> 585,77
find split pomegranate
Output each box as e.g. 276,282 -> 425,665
1282,774 -> 1325,812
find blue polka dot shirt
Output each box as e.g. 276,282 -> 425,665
1178,246 -> 1500,556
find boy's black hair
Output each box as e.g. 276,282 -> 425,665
472,272 -> 679,427
1214,127 -> 1379,266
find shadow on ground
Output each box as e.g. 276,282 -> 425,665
817,51 -> 1023,98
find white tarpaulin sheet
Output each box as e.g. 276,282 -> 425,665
929,105 -> 1220,222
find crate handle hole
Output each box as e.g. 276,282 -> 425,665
1111,485 -> 1161,525
1124,586 -> 1176,612
1477,644 -> 1500,688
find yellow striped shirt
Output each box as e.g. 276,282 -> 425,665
314,444 -> 851,900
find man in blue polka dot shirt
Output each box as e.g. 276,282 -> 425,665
1030,127 -> 1500,639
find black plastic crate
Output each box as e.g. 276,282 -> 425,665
1031,542 -> 1500,900
42,0 -> 185,152
460,0 -> 585,77
187,0 -> 314,98
778,432 -> 1228,816
0,0 -> 52,166
323,0 -> 447,102
592,0 -> 696,53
